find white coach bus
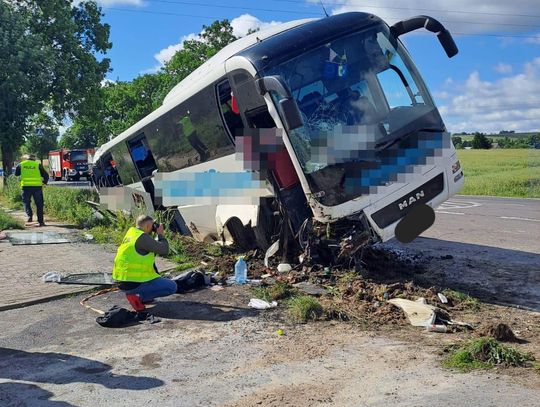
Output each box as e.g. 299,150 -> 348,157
92,12 -> 464,250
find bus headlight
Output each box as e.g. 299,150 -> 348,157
451,160 -> 461,174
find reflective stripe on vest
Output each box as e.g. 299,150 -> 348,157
20,160 -> 42,187
112,227 -> 159,282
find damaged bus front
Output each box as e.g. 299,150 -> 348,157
91,12 -> 464,254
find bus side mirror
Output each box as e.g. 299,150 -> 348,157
256,76 -> 304,131
391,15 -> 458,58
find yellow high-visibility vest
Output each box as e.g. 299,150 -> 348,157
112,227 -> 159,282
20,160 -> 42,187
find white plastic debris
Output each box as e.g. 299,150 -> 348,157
437,292 -> 448,304
248,298 -> 278,309
277,263 -> 292,273
42,271 -> 61,283
264,240 -> 279,267
84,233 -> 94,241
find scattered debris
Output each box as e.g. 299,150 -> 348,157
7,231 -> 71,245
427,324 -> 448,333
42,271 -> 62,283
209,285 -> 224,291
276,328 -> 284,336
277,263 -> 292,273
248,298 -> 278,309
440,255 -> 454,260
264,240 -> 279,267
293,282 -> 327,296
388,298 -> 437,327
84,233 -> 94,241
438,292 -> 449,304
480,323 -> 519,343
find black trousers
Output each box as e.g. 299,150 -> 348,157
21,186 -> 44,223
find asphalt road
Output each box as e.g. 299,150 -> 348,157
429,195 -> 540,254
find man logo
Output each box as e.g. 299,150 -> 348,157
398,190 -> 425,210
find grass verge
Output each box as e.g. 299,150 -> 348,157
457,149 -> 540,198
443,337 -> 535,372
252,282 -> 297,302
0,208 -> 24,230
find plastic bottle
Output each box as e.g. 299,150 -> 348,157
234,257 -> 248,284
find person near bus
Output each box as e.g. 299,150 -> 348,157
112,215 -> 177,311
14,154 -> 49,226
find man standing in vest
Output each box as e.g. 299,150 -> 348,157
113,215 -> 177,311
15,154 -> 49,226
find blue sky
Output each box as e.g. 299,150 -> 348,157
96,0 -> 540,133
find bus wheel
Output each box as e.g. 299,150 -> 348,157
226,218 -> 256,251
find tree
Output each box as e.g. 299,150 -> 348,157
0,0 -> 111,173
23,114 -> 59,163
472,132 -> 492,149
65,20 -> 238,148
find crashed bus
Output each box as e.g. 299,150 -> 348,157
91,12 -> 464,257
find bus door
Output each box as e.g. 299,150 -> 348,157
226,67 -> 312,234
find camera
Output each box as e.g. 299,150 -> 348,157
151,222 -> 160,233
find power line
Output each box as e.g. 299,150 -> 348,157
102,7 -> 540,40
142,0 -> 540,29
270,0 -> 540,19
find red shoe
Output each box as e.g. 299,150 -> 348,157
126,294 -> 146,312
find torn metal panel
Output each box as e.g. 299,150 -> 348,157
58,272 -> 114,286
7,232 -> 71,245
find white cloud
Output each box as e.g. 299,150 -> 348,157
230,14 -> 281,37
147,14 -> 281,73
154,33 -> 198,66
494,62 -> 513,74
437,57 -> 540,133
318,1 -> 540,34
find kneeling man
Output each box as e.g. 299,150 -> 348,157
113,215 -> 177,311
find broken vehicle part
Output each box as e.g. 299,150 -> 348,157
6,231 -> 71,245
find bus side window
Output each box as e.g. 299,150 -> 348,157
217,80 -> 244,139
127,133 -> 158,179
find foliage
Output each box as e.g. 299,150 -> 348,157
1,176 -> 23,208
287,295 -> 324,323
442,289 -> 480,310
0,208 -> 24,231
23,114 -> 59,162
443,337 -> 534,372
42,186 -> 100,227
471,132 -> 492,149
64,20 -> 238,149
252,282 -> 297,302
0,0 -> 111,172
457,149 -> 540,198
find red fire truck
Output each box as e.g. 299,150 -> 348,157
48,148 -> 95,181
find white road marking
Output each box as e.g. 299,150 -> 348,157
437,200 -> 482,210
500,216 -> 540,222
435,211 -> 465,215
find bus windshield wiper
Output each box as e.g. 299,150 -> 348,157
375,127 -> 443,151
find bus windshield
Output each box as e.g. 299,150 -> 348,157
262,26 -> 445,205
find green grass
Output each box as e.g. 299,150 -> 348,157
0,208 -> 24,230
457,149 -> 540,198
252,282 -> 297,302
287,295 -> 324,323
443,289 -> 480,310
443,337 -> 534,372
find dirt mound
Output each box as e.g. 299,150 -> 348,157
479,323 -> 519,342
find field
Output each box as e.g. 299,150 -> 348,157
457,149 -> 540,198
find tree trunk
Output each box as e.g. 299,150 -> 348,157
1,144 -> 15,175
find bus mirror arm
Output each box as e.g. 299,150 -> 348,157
256,76 -> 304,131
390,15 -> 458,58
